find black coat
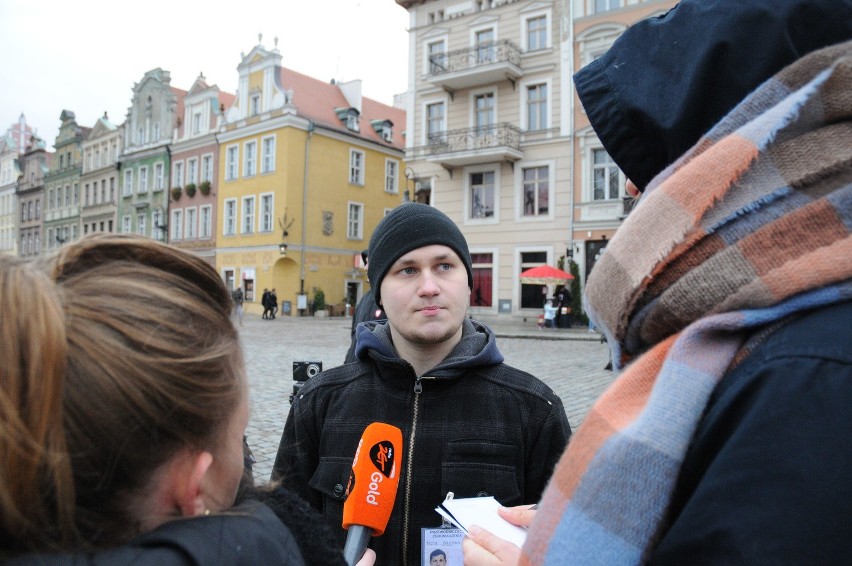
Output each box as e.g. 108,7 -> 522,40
3,487 -> 345,566
274,319 -> 571,565
649,301 -> 852,563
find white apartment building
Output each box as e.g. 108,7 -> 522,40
396,0 -> 676,320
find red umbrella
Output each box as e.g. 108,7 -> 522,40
519,265 -> 574,285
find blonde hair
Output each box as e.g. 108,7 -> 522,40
0,234 -> 244,555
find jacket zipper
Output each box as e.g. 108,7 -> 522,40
401,373 -> 430,563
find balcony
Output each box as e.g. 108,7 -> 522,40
411,123 -> 523,168
427,40 -> 523,93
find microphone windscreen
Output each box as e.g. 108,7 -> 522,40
341,422 -> 403,536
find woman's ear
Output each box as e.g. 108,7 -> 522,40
171,450 -> 214,517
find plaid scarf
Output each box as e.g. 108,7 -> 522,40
522,41 -> 852,565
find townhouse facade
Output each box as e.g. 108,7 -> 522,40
118,68 -> 185,242
80,112 -> 121,238
1,115 -> 37,255
168,73 -> 235,267
215,39 -> 406,316
44,110 -> 89,252
16,135 -> 52,257
396,0 -> 676,319
569,0 -> 677,281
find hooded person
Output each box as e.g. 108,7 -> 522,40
463,1 -> 852,565
272,202 -> 571,565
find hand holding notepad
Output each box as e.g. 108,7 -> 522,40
435,496 -> 528,548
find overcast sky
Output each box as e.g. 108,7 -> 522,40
0,1 -> 410,145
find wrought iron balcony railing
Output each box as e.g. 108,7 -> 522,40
417,123 -> 522,159
429,40 -> 521,76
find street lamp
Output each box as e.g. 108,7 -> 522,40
404,167 -> 414,202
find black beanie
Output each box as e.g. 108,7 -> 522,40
368,203 -> 473,304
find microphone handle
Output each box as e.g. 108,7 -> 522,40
343,525 -> 372,566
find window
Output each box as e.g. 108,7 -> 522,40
244,141 -> 257,177
84,184 -> 90,206
526,83 -> 547,130
520,251 -> 548,309
592,148 -> 621,200
475,28 -> 495,64
522,166 -> 549,216
346,110 -> 360,132
427,39 -> 446,73
35,199 -> 40,219
426,102 -> 445,142
193,112 -> 202,134
224,199 -> 236,235
349,150 -> 365,185
171,209 -> 183,241
241,196 -> 255,234
185,207 -> 197,239
260,194 -> 274,233
152,123 -> 160,141
475,93 -> 495,132
152,209 -> 163,239
173,161 -> 185,187
64,185 -> 71,206
200,205 -> 212,238
73,184 -> 79,205
250,94 -> 261,116
226,146 -> 238,180
385,160 -> 398,193
201,154 -> 213,182
187,158 -> 198,185
48,189 -> 54,209
123,169 -> 133,196
137,127 -> 144,145
138,166 -> 148,194
470,253 -> 494,307
136,213 -> 146,237
526,15 -> 548,51
469,171 -> 495,219
110,177 -> 116,200
122,215 -> 131,234
594,0 -> 621,13
261,136 -> 275,173
154,163 -> 164,191
347,202 -> 364,239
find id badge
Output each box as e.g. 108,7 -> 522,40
420,526 -> 464,566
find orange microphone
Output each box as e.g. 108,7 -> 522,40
342,422 -> 403,566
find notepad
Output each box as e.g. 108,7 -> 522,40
434,496 -> 528,548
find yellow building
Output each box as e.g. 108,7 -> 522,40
216,38 -> 406,316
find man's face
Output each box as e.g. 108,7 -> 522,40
380,244 -> 470,349
431,554 -> 447,566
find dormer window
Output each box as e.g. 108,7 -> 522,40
250,94 -> 261,116
335,107 -> 361,132
371,119 -> 394,143
347,109 -> 360,132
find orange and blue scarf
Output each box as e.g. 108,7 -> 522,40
522,41 -> 852,565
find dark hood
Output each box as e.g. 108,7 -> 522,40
353,317 -> 504,376
573,0 -> 852,191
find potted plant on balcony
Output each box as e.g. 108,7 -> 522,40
171,186 -> 182,201
199,180 -> 211,195
312,289 -> 327,318
185,183 -> 197,197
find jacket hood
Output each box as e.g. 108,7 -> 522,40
353,317 -> 504,376
573,0 -> 852,192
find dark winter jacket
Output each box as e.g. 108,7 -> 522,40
273,318 -> 571,565
2,486 -> 345,566
649,301 -> 852,564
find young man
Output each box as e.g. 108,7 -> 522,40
272,203 -> 571,565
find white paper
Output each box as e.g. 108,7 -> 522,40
434,496 -> 528,548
